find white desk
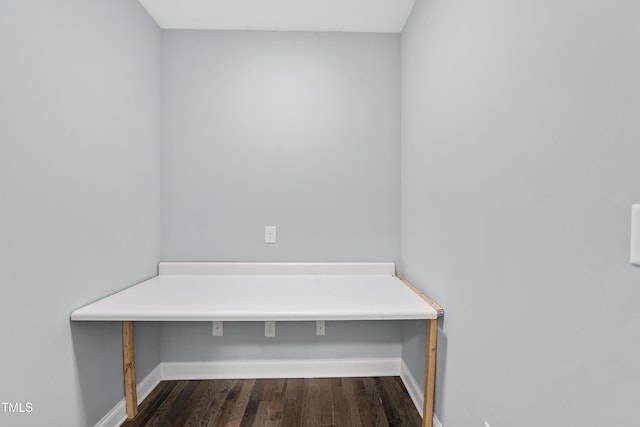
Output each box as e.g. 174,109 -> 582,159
71,262 -> 443,427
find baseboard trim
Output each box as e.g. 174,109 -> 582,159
161,357 -> 401,380
94,364 -> 162,427
399,359 -> 443,427
400,359 -> 424,417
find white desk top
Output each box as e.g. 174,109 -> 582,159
71,263 -> 439,321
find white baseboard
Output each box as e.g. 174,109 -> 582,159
94,364 -> 162,427
161,357 -> 401,380
400,359 -> 424,417
400,359 -> 443,427
96,357 -> 443,427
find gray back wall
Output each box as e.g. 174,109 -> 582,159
160,30 -> 401,365
401,0 -> 640,426
161,31 -> 400,262
0,1 -> 161,425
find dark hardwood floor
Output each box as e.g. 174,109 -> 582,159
121,377 -> 422,427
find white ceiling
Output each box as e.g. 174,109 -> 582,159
138,0 -> 416,33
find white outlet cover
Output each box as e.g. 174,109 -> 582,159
316,320 -> 326,336
265,226 -> 277,244
212,321 -> 223,336
265,321 -> 276,337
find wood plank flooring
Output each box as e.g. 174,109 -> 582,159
121,377 -> 422,427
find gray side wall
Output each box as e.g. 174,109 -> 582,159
400,0 -> 640,426
0,1 -> 162,425
160,31 -> 402,363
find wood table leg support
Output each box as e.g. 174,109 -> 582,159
123,320 -> 138,420
422,318 -> 438,427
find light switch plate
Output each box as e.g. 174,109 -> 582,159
631,205 -> 640,266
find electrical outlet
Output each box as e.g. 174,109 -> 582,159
212,321 -> 223,336
265,321 -> 276,337
316,320 -> 326,336
265,226 -> 277,244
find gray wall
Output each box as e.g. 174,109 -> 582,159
161,321 -> 402,362
160,31 -> 402,364
161,31 -> 400,262
0,1 -> 162,425
400,0 -> 640,426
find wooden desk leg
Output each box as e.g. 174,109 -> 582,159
423,318 -> 438,427
123,321 -> 138,420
